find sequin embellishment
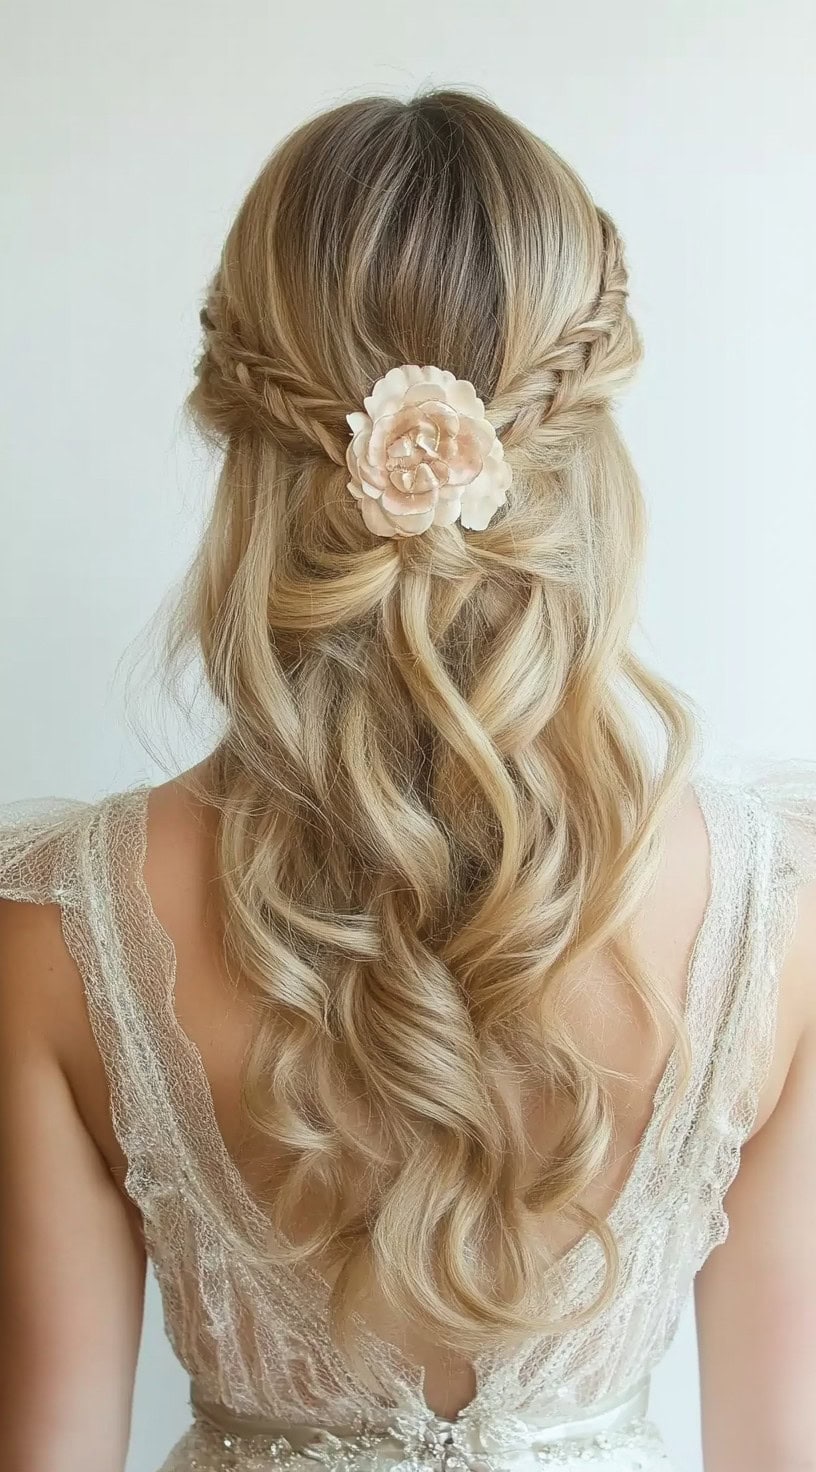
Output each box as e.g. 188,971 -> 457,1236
164,1412 -> 672,1471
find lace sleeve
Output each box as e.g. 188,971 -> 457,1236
675,759 -> 816,1274
0,796 -> 98,907
745,759 -> 816,890
0,791 -> 184,1229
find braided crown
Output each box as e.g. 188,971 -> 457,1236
195,299 -> 349,465
192,210 -> 639,500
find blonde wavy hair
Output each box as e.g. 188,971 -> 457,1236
170,89 -> 698,1357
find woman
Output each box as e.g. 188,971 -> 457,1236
0,90 -> 814,1472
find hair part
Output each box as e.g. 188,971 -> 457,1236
170,87 -> 697,1357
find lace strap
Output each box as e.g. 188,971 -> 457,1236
681,762 -> 816,1261
0,789 -> 202,1223
74,787 -> 245,1227
745,761 -> 816,889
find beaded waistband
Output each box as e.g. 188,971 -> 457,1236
186,1376 -> 664,1468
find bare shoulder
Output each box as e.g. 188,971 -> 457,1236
0,879 -> 145,1468
633,775 -> 816,1140
0,890 -> 126,1172
661,778 -> 712,880
138,762 -> 253,1115
141,759 -> 221,938
635,780 -> 712,965
0,893 -> 81,1056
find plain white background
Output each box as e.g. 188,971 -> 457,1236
1,2 -> 814,1469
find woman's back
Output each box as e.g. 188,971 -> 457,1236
61,763 -> 717,1415
2,757 -> 815,1472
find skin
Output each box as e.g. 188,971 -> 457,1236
694,882 -> 816,1469
0,765 -> 814,1472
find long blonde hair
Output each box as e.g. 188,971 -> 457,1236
170,89 -> 697,1356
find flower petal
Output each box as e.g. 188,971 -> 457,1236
360,496 -> 399,538
401,389 -> 459,433
445,426 -> 484,486
386,434 -> 414,460
459,495 -> 500,530
413,461 -> 441,494
382,485 -> 438,516
495,459 -> 512,495
345,435 -> 363,480
349,428 -> 391,493
433,495 -> 461,526
425,403 -> 460,437
368,408 -> 415,462
446,379 -> 484,419
414,366 -> 450,393
391,444 -> 425,470
414,424 -> 440,456
482,444 -> 512,498
358,460 -> 390,492
366,365 -> 422,418
393,507 -> 436,535
459,474 -> 503,530
346,411 -> 370,435
473,417 -> 497,453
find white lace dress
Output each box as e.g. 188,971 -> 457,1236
2,764 -> 815,1472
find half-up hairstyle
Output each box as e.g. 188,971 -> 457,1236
170,88 -> 697,1357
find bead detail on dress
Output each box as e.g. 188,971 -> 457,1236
165,1413 -> 671,1471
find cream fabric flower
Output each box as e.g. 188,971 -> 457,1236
345,365 -> 512,538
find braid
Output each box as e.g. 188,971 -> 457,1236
491,211 -> 641,460
194,213 -> 640,488
195,289 -> 350,465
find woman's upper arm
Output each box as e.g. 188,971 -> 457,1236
694,877 -> 816,1472
0,895 -> 146,1472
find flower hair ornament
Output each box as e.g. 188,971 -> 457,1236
345,365 -> 512,538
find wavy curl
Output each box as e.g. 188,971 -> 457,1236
169,89 -> 698,1357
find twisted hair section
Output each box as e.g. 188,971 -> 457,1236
171,89 -> 697,1356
